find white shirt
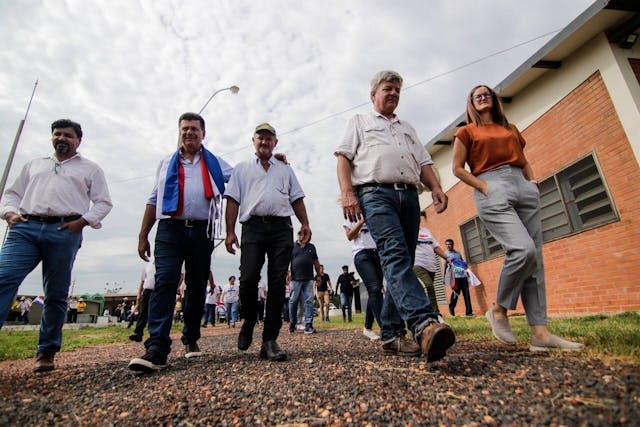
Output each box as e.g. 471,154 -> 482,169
224,155 -> 305,223
205,286 -> 219,305
0,153 -> 112,228
414,227 -> 442,272
344,220 -> 376,256
258,281 -> 267,300
335,111 -> 433,186
222,283 -> 239,303
140,262 -> 156,291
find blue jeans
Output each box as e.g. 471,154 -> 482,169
203,303 -> 216,326
357,185 -> 436,342
225,302 -> 238,323
289,280 -> 314,326
340,293 -> 353,320
354,248 -> 383,329
0,220 -> 82,352
145,219 -> 214,357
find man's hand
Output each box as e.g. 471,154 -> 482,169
297,224 -> 312,245
58,217 -> 88,234
138,236 -> 151,261
4,212 -> 26,226
225,231 -> 240,255
431,188 -> 448,214
273,153 -> 289,164
341,190 -> 362,222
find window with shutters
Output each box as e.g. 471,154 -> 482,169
459,153 -> 618,263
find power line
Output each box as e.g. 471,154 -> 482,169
111,28 -> 560,184
217,27 -> 560,158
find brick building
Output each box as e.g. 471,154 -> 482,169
421,1 -> 640,316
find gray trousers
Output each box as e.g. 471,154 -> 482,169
474,165 -> 547,325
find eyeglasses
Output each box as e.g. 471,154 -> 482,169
472,92 -> 493,102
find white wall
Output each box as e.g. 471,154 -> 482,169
427,30 -> 640,202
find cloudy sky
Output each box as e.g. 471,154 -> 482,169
0,0 -> 594,296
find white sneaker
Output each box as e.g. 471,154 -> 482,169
362,328 -> 380,341
437,315 -> 445,324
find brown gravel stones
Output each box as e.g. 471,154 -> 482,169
0,327 -> 637,425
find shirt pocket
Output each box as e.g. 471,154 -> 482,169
274,176 -> 290,195
363,125 -> 390,147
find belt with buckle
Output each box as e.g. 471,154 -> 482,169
247,215 -> 290,224
165,218 -> 208,227
355,182 -> 417,192
24,214 -> 82,224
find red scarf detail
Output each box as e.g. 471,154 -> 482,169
175,159 -> 214,216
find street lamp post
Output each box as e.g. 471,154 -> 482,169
198,85 -> 239,115
177,85 -> 240,148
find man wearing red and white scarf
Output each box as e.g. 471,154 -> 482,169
129,112 -> 232,373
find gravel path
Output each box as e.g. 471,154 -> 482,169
0,325 -> 637,426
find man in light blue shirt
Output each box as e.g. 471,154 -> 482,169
129,112 -> 232,373
225,122 -> 311,361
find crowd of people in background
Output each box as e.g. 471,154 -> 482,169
0,70 -> 584,374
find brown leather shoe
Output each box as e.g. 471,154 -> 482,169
381,336 -> 421,357
33,351 -> 55,372
419,322 -> 456,362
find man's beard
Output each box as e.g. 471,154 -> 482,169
55,142 -> 70,155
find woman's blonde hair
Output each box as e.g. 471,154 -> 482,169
465,85 -> 509,128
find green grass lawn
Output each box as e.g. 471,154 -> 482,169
1,312 -> 638,363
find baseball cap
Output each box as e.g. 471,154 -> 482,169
254,123 -> 276,135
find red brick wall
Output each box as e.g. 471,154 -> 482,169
426,71 -> 640,316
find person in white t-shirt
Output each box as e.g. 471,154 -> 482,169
344,218 -> 382,341
222,276 -> 239,327
202,271 -> 220,327
414,210 -> 450,322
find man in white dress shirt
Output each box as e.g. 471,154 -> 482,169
0,119 -> 112,372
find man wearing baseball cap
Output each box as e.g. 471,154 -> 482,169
224,122 -> 311,361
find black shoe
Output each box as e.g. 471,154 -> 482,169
34,351 -> 55,372
238,322 -> 255,351
289,323 -> 296,334
304,324 -> 316,335
128,352 -> 167,373
129,334 -> 143,342
259,340 -> 287,361
202,324 -> 208,328
185,343 -> 203,358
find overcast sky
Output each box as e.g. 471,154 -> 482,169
0,0 -> 594,296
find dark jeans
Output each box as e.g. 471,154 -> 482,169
238,217 -> 293,343
449,277 -> 473,316
68,308 -> 78,323
358,185 -> 437,342
282,297 -> 290,322
133,288 -> 152,337
354,248 -> 383,330
145,219 -> 214,357
256,299 -> 265,322
203,303 -> 216,326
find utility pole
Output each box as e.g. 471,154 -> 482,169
0,80 -> 38,197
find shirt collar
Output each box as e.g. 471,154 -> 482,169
49,153 -> 81,164
372,109 -> 400,124
253,154 -> 274,165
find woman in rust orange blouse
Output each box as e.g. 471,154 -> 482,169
451,84 -> 583,351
